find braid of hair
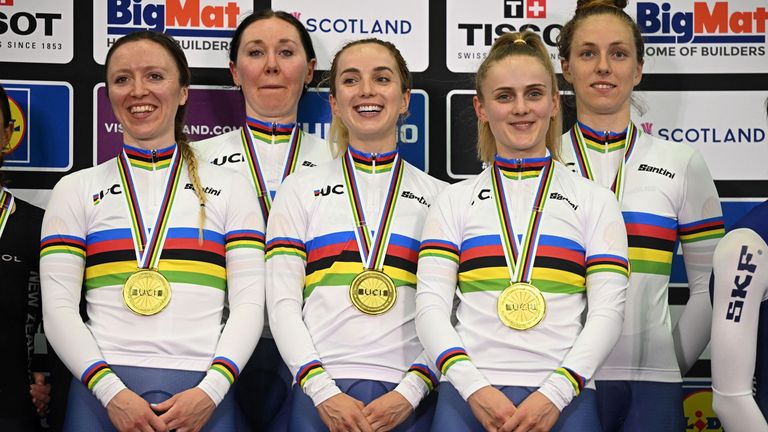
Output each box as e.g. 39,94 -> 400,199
178,139 -> 207,243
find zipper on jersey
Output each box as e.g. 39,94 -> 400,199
151,149 -> 158,171
516,158 -> 523,181
372,153 -> 378,173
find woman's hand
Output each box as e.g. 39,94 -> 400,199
362,390 -> 413,431
317,392 -> 374,432
106,388 -> 168,432
155,387 -> 215,432
467,386 -> 517,432
29,372 -> 51,416
499,391 -> 559,432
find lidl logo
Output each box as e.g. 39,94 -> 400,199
3,93 -> 24,155
503,0 -> 546,19
0,81 -> 72,172
683,390 -> 723,431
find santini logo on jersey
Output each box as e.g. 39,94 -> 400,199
106,0 -> 240,37
184,183 -> 221,196
726,245 -> 758,322
638,2 -> 767,44
549,192 -> 578,211
401,191 -> 430,207
638,163 -> 676,179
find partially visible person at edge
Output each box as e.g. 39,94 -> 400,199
192,10 -> 332,431
40,31 -> 264,431
710,100 -> 768,431
0,85 -> 50,431
557,1 -> 725,430
266,38 -> 446,432
416,31 -> 629,432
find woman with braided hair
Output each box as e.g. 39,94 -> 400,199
416,31 -> 629,432
41,31 -> 264,431
557,1 -> 724,429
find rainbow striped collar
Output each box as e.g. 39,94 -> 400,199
122,143 -> 176,170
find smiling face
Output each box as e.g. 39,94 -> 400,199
230,17 -> 315,123
106,39 -> 189,150
474,55 -> 559,159
329,43 -> 410,152
561,13 -> 643,129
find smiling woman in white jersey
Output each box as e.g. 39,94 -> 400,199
266,38 -> 445,432
191,10 -> 333,431
41,31 -> 264,432
416,31 -> 629,432
557,1 -> 725,430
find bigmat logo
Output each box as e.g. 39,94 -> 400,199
447,0 -> 571,73
93,0 -> 251,67
0,0 -> 73,63
273,0 -> 429,72
94,84 -> 243,164
298,89 -> 428,171
634,91 -> 768,181
632,1 -> 768,73
0,80 -> 72,172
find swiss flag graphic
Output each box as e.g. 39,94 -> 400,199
0,0 -> 14,6
527,0 -> 546,18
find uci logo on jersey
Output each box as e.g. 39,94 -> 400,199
92,184 -> 122,205
107,0 -> 240,37
314,184 -> 344,197
638,2 -> 768,45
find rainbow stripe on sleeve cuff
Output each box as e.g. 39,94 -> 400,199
678,217 -> 725,243
419,239 -> 459,263
210,357 -> 240,384
266,237 -> 307,261
436,347 -> 470,376
81,361 -> 114,391
296,360 -> 326,389
554,367 -> 585,396
586,254 -> 630,278
41,235 -> 86,259
225,229 -> 265,251
408,363 -> 439,392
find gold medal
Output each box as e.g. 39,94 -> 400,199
122,270 -> 172,316
349,270 -> 397,315
497,282 -> 546,330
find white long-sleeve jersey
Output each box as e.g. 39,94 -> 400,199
561,122 -> 724,381
416,155 -> 629,411
266,147 -> 446,408
711,201 -> 768,431
193,119 -> 332,338
40,144 -> 264,407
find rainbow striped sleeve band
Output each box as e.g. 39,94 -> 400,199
296,360 -> 326,389
436,347 -> 470,376
40,234 -> 87,260
210,357 -> 240,385
585,254 -> 630,278
225,229 -> 265,251
81,361 -> 114,391
266,236 -> 307,261
554,367 -> 585,396
408,363 -> 439,392
678,217 -> 725,244
419,239 -> 459,263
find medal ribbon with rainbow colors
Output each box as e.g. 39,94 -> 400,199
341,149 -> 404,273
0,188 -> 14,240
491,158 -> 555,330
116,146 -> 183,272
240,118 -> 303,219
569,122 -> 639,203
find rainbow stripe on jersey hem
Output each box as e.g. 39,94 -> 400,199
210,357 -> 240,384
436,347 -> 470,376
81,361 -> 114,391
408,363 -> 439,392
554,367 -> 584,396
296,360 -> 326,389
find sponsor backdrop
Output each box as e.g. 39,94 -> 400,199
1,0 -> 766,426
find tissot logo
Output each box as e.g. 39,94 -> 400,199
0,10 -> 61,36
457,22 -> 561,46
504,0 -> 546,19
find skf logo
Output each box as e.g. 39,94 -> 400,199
107,0 -> 240,36
684,390 -> 723,431
92,184 -> 123,205
638,2 -> 768,44
641,122 -> 653,134
2,93 -> 24,155
504,0 -> 546,19
314,184 -> 343,197
726,244 -> 758,322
